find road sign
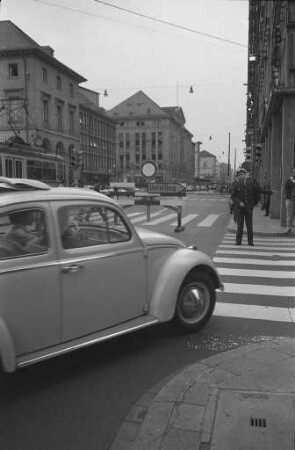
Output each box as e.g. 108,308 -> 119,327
148,183 -> 186,196
134,193 -> 160,206
141,161 -> 157,179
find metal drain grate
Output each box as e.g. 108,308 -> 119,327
250,417 -> 267,428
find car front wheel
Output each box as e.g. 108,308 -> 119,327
173,272 -> 216,333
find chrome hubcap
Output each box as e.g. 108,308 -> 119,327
180,284 -> 209,322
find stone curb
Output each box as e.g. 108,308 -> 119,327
110,338 -> 295,450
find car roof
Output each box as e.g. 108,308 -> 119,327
0,178 -> 117,207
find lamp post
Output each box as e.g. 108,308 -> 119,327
227,132 -> 231,181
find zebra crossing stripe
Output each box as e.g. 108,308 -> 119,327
170,214 -> 199,226
218,268 -> 295,279
145,213 -> 176,225
130,210 -> 165,224
222,234 -> 295,243
197,214 -> 219,227
223,282 -> 295,297
214,303 -> 295,323
216,250 -> 295,257
219,244 -> 295,250
128,211 -> 221,227
127,212 -> 145,218
214,257 -> 295,266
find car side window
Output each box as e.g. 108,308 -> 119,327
58,204 -> 131,249
0,208 -> 49,259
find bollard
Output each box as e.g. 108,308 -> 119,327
174,205 -> 185,232
146,204 -> 151,222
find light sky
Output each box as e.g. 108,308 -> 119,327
1,0 -> 249,168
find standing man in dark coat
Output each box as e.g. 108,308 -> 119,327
231,168 -> 270,246
284,167 -> 295,234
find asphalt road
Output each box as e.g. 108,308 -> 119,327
0,193 -> 293,450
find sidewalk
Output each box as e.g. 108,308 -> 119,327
110,209 -> 295,450
227,206 -> 293,237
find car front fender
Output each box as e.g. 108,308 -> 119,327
0,317 -> 16,373
149,248 -> 222,322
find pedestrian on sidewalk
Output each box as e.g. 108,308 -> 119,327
229,172 -> 239,222
262,174 -> 272,216
231,168 -> 271,246
283,167 -> 295,234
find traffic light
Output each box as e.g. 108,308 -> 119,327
70,148 -> 77,167
245,147 -> 252,161
255,144 -> 262,163
76,150 -> 83,168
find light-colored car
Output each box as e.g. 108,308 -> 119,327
0,177 -> 223,373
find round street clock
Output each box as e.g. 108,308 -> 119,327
141,161 -> 157,179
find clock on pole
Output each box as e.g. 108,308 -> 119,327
141,161 -> 157,179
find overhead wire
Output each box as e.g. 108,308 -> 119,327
92,0 -> 247,48
34,0 -> 247,49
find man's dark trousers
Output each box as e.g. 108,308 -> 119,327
236,206 -> 253,244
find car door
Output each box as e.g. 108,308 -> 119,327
53,200 -> 147,341
0,202 -> 61,356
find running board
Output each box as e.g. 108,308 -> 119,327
17,316 -> 159,369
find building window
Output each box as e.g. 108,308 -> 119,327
135,132 -> 140,151
125,133 -> 130,149
42,67 -> 48,83
43,99 -> 49,127
69,83 -> 74,97
152,132 -> 156,149
57,75 -> 62,90
7,97 -> 24,124
119,133 -> 124,151
57,104 -> 63,131
158,131 -> 163,148
8,63 -> 18,78
69,109 -> 74,134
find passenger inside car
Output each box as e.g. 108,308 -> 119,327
4,210 -> 48,256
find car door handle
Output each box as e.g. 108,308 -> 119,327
61,264 -> 82,273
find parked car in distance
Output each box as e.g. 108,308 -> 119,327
0,177 -> 223,373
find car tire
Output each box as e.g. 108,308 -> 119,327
172,272 -> 216,333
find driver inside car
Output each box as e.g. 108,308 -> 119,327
5,210 -> 47,255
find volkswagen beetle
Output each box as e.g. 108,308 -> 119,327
0,177 -> 223,373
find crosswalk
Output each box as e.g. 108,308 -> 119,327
127,210 -> 221,227
213,233 -> 295,324
189,197 -> 227,202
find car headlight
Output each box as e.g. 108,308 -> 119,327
188,244 -> 198,251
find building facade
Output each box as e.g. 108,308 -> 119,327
0,21 -> 86,184
79,87 -> 116,186
198,150 -> 217,180
0,20 -> 116,186
106,91 -> 194,185
246,0 -> 295,225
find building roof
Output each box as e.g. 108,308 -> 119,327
107,90 -> 190,133
199,150 -> 216,158
162,107 -> 186,126
107,90 -> 166,119
0,20 -> 86,83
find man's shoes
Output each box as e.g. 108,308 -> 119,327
248,243 -> 254,246
284,229 -> 291,235
235,242 -> 241,245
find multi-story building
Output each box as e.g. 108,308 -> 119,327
0,20 -> 116,186
106,91 -> 194,185
198,150 -> 217,180
79,87 -> 116,186
194,140 -> 202,179
0,20 -> 86,184
246,0 -> 295,225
